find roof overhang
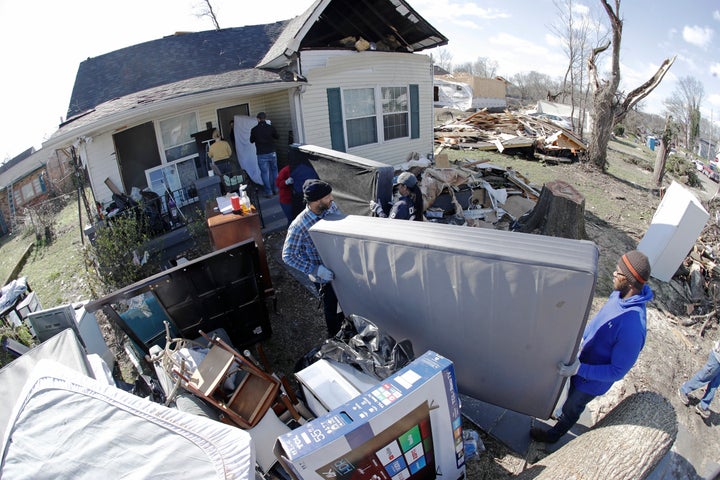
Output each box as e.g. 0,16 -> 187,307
258,0 -> 448,69
44,79 -> 300,151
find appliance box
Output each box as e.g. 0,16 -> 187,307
274,351 -> 465,480
637,181 -> 709,282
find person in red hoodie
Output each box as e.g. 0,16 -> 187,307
275,165 -> 294,226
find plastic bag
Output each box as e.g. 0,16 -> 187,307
314,314 -> 414,380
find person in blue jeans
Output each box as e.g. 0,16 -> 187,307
678,340 -> 720,420
250,112 -> 279,198
530,250 -> 654,444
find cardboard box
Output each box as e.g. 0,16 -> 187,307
274,351 -> 465,480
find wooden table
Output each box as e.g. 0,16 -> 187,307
206,206 -> 273,295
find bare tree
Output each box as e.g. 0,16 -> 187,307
472,57 -> 498,78
196,0 -> 221,30
431,48 -> 454,73
663,76 -> 704,151
510,71 -> 561,106
587,0 -> 675,170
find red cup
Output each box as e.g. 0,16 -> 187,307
230,194 -> 241,211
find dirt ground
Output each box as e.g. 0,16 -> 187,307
255,160 -> 720,479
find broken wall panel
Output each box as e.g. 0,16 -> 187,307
310,215 -> 598,419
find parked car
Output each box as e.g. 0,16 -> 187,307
702,163 -> 720,182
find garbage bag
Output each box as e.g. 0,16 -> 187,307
315,314 -> 414,380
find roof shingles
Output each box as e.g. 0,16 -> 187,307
67,21 -> 289,118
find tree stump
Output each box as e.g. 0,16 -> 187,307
516,391 -> 678,480
519,180 -> 586,239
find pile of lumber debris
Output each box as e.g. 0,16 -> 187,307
434,109 -> 587,162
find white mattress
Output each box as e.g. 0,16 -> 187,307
1,360 -> 254,479
310,215 -> 598,418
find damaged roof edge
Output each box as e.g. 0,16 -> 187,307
258,0 -> 448,70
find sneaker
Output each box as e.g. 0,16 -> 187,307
695,405 -> 711,419
529,426 -> 560,444
677,388 -> 690,406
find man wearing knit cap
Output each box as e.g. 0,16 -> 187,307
282,179 -> 344,337
530,249 -> 654,444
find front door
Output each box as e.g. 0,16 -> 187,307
113,122 -> 162,192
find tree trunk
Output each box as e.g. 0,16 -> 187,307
519,180 -> 586,239
653,116 -> 673,188
588,88 -> 616,171
516,391 -> 677,480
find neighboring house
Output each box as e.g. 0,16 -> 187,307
0,148 -> 73,236
435,73 -> 509,111
40,0 -> 447,210
697,137 -> 717,161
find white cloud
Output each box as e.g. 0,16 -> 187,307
714,10 -> 720,21
711,63 -> 720,77
410,0 -> 509,24
682,25 -> 714,48
572,3 -> 590,18
709,94 -> 720,107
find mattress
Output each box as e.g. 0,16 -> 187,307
309,215 -> 598,418
1,360 -> 255,479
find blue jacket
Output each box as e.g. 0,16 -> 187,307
572,284 -> 654,395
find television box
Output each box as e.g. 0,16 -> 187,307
274,351 -> 465,480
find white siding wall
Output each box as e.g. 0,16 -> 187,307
299,50 -> 434,167
84,92 -> 298,205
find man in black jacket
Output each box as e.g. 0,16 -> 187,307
250,112 -> 279,198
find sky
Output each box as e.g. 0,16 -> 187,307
1,0 -> 718,161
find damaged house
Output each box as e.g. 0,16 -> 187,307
39,0 -> 448,212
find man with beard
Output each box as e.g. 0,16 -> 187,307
282,179 -> 344,337
530,250 -> 654,444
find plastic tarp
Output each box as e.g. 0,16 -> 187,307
309,215 -> 598,419
434,78 -> 473,111
293,145 -> 395,216
1,360 -> 254,479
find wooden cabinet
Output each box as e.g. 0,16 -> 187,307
207,211 -> 273,295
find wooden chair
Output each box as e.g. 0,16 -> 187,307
176,331 -> 281,429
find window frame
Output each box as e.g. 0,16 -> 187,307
341,85 -> 410,149
157,112 -> 200,163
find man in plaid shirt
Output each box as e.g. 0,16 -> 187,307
282,179 -> 343,336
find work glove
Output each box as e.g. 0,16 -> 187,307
370,200 -> 385,217
309,264 -> 334,284
557,358 -> 580,377
285,177 -> 294,185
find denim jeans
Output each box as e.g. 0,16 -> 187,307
257,152 -> 278,195
681,350 -> 720,410
545,383 -> 597,441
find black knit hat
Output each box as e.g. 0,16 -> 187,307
617,250 -> 651,289
303,179 -> 332,203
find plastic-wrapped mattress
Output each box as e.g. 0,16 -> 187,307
1,360 -> 254,479
310,215 -> 598,418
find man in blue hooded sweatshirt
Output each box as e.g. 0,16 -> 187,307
530,249 -> 654,444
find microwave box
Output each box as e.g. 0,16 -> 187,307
274,351 -> 465,480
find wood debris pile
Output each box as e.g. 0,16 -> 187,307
434,110 -> 587,162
